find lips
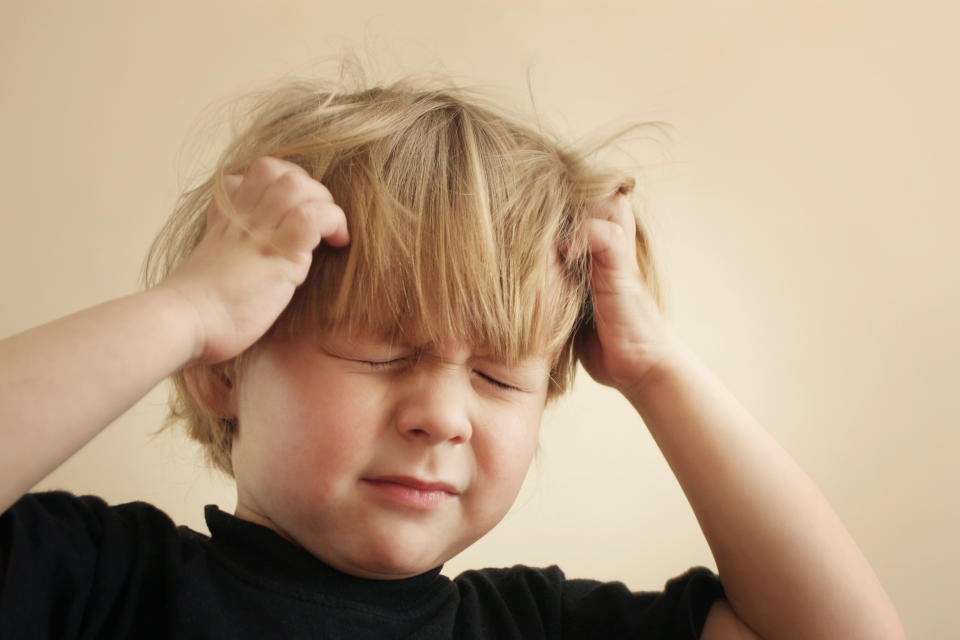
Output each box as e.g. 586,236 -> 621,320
366,475 -> 459,494
363,475 -> 460,510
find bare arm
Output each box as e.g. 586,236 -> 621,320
575,194 -> 905,640
0,289 -> 200,514
626,341 -> 904,639
0,157 -> 348,516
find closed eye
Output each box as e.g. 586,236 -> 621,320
475,370 -> 518,391
359,358 -> 521,390
362,358 -> 408,370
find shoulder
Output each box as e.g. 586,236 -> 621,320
1,488 -> 208,566
5,489 -> 175,526
1,491 -> 209,638
2,490 -> 204,555
450,566 -> 567,638
700,599 -> 763,640
453,565 -> 725,639
562,566 -> 724,639
454,564 -> 566,592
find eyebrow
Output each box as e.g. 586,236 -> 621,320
319,330 -> 551,371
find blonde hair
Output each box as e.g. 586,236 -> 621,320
144,76 -> 660,476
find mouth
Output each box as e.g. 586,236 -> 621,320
362,475 -> 460,510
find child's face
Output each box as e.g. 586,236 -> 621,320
228,329 -> 551,579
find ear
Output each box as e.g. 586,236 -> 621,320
183,364 -> 237,419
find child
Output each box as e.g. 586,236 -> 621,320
0,78 -> 904,639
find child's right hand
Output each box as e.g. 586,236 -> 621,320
0,156 -> 345,510
158,157 -> 348,364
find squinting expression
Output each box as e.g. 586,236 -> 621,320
228,330 -> 551,579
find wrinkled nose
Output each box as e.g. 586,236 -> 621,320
395,371 -> 472,445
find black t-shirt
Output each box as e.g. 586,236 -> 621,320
0,491 -> 724,639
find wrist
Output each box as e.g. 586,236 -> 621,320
142,285 -> 208,365
618,335 -> 701,408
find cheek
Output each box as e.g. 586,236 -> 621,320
477,403 -> 543,488
461,408 -> 541,544
273,386 -> 382,473
238,370 -> 379,487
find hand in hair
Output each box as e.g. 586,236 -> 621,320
572,192 -> 676,396
571,192 -> 906,639
159,157 -> 349,365
0,156 -> 348,515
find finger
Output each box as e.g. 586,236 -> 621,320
274,199 -> 349,256
312,199 -> 349,247
232,157 -> 309,220
590,192 -> 637,236
222,174 -> 243,200
562,192 -> 639,262
260,172 -> 336,235
319,203 -> 350,247
204,174 -> 244,233
584,218 -> 638,272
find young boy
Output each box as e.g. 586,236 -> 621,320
0,79 -> 903,638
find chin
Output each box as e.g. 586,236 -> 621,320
352,537 -> 449,580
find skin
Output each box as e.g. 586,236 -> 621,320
572,194 -> 905,639
227,333 -> 551,579
0,156 -> 906,638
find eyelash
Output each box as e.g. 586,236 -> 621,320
475,371 -> 516,391
363,358 -> 405,371
361,360 -> 517,391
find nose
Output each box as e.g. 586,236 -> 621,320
395,367 -> 472,445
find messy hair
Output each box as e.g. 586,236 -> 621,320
144,76 -> 660,476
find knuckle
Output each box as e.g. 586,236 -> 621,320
247,156 -> 308,181
221,176 -> 243,200
283,202 -> 325,240
248,155 -> 277,172
313,181 -> 334,202
274,169 -> 305,192
246,157 -> 285,183
287,201 -> 315,225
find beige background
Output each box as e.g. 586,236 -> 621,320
2,1 -> 957,637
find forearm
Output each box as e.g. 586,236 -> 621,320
0,287 -> 200,513
625,343 -> 904,640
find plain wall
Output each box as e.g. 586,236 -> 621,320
2,2 -> 957,637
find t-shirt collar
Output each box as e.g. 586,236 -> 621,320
203,504 -> 450,609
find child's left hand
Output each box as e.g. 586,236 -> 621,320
572,192 -> 680,395
569,195 -> 908,640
